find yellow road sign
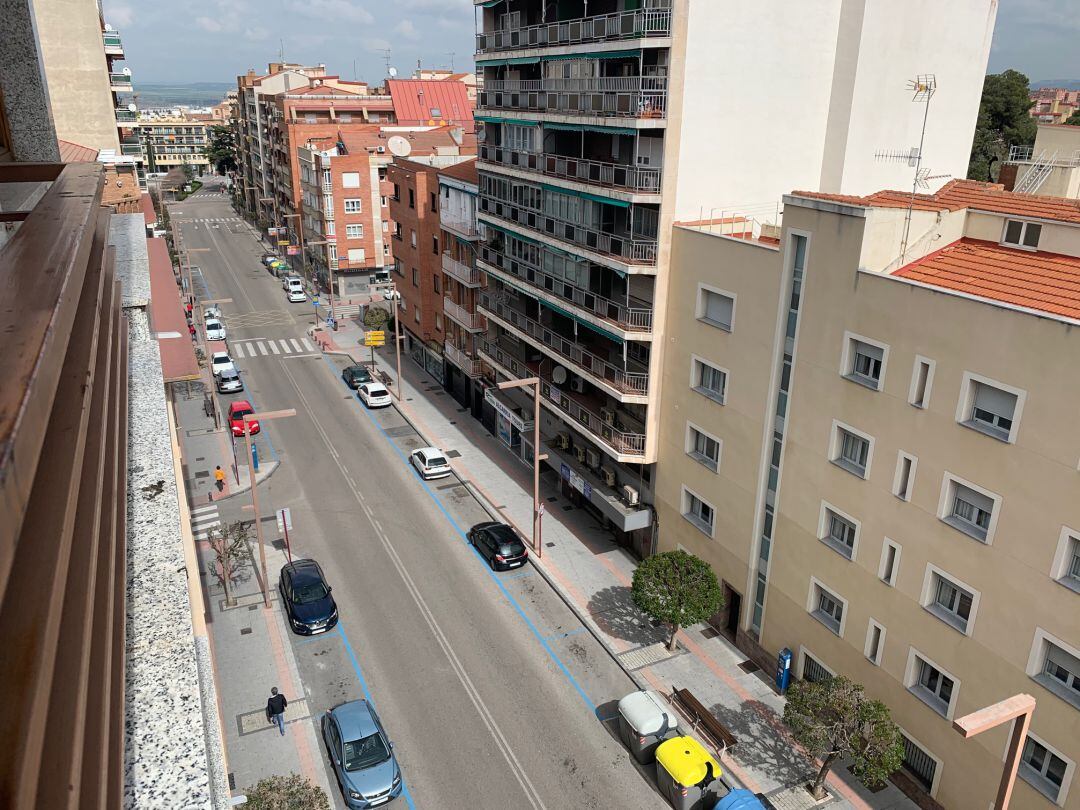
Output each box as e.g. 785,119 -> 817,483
364,337 -> 385,347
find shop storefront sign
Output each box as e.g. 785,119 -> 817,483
485,388 -> 527,431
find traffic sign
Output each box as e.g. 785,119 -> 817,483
366,331 -> 385,340
276,239 -> 290,246
364,335 -> 386,347
275,507 -> 293,533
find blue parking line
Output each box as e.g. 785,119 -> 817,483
318,353 -> 597,713
336,622 -> 418,810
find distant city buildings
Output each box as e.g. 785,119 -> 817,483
1030,87 -> 1080,124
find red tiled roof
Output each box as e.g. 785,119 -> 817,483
892,238 -> 1080,321
793,179 -> 1080,224
387,79 -> 474,129
339,126 -> 471,157
58,139 -> 99,163
438,158 -> 478,185
147,238 -> 200,381
141,193 -> 157,225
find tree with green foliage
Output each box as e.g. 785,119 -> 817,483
783,676 -> 904,800
207,124 -> 237,174
631,549 -> 722,651
364,305 -> 389,330
1065,108 -> 1080,126
967,70 -> 1038,182
243,774 -> 330,810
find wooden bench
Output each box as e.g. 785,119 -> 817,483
671,687 -> 738,755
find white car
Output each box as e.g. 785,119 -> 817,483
358,382 -> 392,408
204,318 -> 226,341
210,351 -> 235,378
203,305 -> 222,321
282,274 -> 302,290
287,288 -> 307,303
409,447 -> 452,480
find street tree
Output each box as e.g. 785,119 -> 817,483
630,549 -> 723,651
364,305 -> 389,331
243,774 -> 330,810
967,69 -> 1038,182
1066,108 -> 1080,126
207,124 -> 237,174
206,520 -> 250,607
783,675 -> 904,800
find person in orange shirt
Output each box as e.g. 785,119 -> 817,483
214,465 -> 225,492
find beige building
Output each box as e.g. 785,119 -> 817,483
138,117 -> 211,175
655,179 -> 1080,809
1004,123 -> 1080,198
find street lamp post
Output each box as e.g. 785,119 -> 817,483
953,694 -> 1037,809
497,377 -> 548,559
242,408 -> 297,607
281,211 -> 313,295
385,287 -> 403,400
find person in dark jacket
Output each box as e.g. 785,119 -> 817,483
266,687 -> 288,735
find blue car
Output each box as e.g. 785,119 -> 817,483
278,559 -> 338,635
322,700 -> 403,808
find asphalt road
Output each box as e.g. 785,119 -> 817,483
171,188 -> 665,810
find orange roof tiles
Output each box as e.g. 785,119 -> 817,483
58,139 -> 99,162
438,158 -> 478,185
387,79 -> 474,130
793,179 -> 1080,224
892,238 -> 1080,321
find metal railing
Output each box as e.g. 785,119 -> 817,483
476,4 -> 672,53
444,341 -> 482,377
477,242 -> 652,331
442,252 -> 482,286
479,143 -> 661,193
479,291 -> 649,395
443,297 -> 486,331
102,31 -> 123,52
120,142 -> 142,156
441,212 -> 479,238
1008,144 -> 1080,167
479,76 -> 667,120
109,73 -> 132,87
115,108 -> 137,123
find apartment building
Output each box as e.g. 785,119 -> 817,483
1030,88 -> 1080,125
138,116 -> 211,175
472,0 -> 997,553
655,179 -> 1080,808
1002,123 -> 1080,199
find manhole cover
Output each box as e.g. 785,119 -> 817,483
195,471 -> 210,479
737,659 -> 760,674
384,425 -> 415,438
240,627 -> 252,635
445,450 -> 462,458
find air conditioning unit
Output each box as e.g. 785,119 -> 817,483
600,408 -> 615,425
554,432 -> 570,450
600,466 -> 616,487
574,446 -> 587,463
622,485 -> 640,506
586,448 -> 600,470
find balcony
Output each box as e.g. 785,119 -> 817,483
1007,144 -> 1080,167
444,341 -> 482,377
479,76 -> 667,120
477,335 -> 647,460
103,30 -> 124,57
120,139 -> 142,156
476,4 -> 672,54
477,241 -> 652,333
109,72 -> 132,91
442,211 -> 479,239
115,107 -> 137,123
478,290 -> 649,397
443,297 -> 486,332
480,143 -> 661,195
442,252 -> 483,287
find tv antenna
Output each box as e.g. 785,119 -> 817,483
446,52 -> 456,72
378,48 -> 393,75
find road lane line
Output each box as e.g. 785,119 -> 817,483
279,340 -> 292,354
301,338 -> 314,351
256,341 -> 268,355
233,343 -> 245,358
289,338 -> 303,352
268,340 -> 281,355
279,360 -> 546,810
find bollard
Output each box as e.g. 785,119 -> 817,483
252,443 -> 260,473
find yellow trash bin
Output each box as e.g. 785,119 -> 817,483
655,736 -> 722,810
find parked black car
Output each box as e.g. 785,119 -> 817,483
467,522 -> 529,571
342,364 -> 374,390
279,559 -> 338,635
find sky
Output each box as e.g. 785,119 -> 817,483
112,0 -> 1080,87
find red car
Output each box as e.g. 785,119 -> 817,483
228,400 -> 260,437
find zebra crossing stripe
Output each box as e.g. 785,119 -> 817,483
257,341 -> 268,355
233,343 -> 246,359
190,504 -> 218,517
191,518 -> 220,532
289,338 -> 303,352
268,340 -> 280,355
301,338 -> 315,351
278,340 -> 292,353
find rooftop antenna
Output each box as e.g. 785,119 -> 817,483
446,52 -> 456,72
278,38 -> 285,64
378,48 -> 393,76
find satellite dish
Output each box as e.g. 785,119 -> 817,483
552,366 -> 568,385
104,23 -> 114,31
127,103 -> 137,112
387,135 -> 411,157
122,67 -> 132,76
388,66 -> 398,78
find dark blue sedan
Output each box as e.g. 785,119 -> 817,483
278,559 -> 338,635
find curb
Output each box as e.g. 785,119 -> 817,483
209,459 -> 281,503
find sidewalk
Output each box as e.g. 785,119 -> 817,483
322,317 -> 917,810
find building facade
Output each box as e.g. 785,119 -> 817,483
138,117 -> 211,175
1002,123 -> 1080,199
655,179 -> 1080,809
472,0 -> 998,554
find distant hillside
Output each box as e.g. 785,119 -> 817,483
1031,79 -> 1080,91
136,82 -> 233,107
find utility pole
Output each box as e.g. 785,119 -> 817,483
243,409 -> 296,607
497,378 -> 547,558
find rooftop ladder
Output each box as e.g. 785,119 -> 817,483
1014,149 -> 1057,195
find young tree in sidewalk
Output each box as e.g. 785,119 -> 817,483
243,774 -> 330,810
364,304 -> 390,331
207,124 -> 237,174
783,675 -> 904,800
205,520 -> 250,607
630,549 -> 722,651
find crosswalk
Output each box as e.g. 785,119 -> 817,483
232,337 -> 316,358
190,503 -> 221,541
190,216 -> 242,223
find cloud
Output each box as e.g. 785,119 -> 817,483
394,19 -> 421,41
105,2 -> 134,27
244,26 -> 270,41
302,0 -> 375,24
196,16 -> 224,32
398,0 -> 469,9
363,36 -> 392,53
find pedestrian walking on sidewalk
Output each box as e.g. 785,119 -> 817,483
214,465 -> 225,492
266,687 -> 288,736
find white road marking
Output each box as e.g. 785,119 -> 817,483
257,341 -> 268,355
301,338 -> 314,351
233,343 -> 246,358
268,340 -> 281,354
190,504 -> 218,517
278,340 -> 292,353
289,338 -> 303,352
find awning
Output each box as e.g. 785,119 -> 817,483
477,55 -> 542,67
542,49 -> 642,62
543,121 -> 639,136
540,182 -> 631,209
480,218 -> 540,245
494,273 -> 624,344
480,0 -> 504,7
475,115 -> 541,126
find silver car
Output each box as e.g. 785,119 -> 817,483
216,368 -> 243,393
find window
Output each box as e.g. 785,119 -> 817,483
408,188 -> 415,208
430,107 -> 441,118
325,220 -> 336,237
686,424 -> 721,472
808,579 -> 845,635
347,248 -> 365,263
961,376 -> 1020,442
382,220 -> 389,232
338,113 -> 352,123
865,620 -> 885,665
1019,736 -> 1069,804
1030,631 -> 1080,711
342,171 -> 361,188
923,566 -> 978,634
820,504 -> 858,560
879,539 -> 901,586
430,192 -> 437,211
410,230 -> 417,248
1002,219 -> 1042,250
344,198 -> 362,213
682,487 -> 715,536
392,183 -> 400,201
345,224 -> 364,239
843,333 -> 887,390
831,423 -> 871,478
691,357 -> 727,404
381,195 -> 388,207
941,477 -> 997,543
1053,528 -> 1080,593
383,243 -> 390,256
900,734 -> 939,794
433,236 -> 439,255
412,268 -> 419,286
433,275 -> 440,294
909,356 -> 935,408
894,452 -> 916,501
305,113 -> 317,124
697,286 -> 734,331
908,652 -> 957,718
801,650 -> 834,684
414,307 -> 420,324
435,313 -> 443,332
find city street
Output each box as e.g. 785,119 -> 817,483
171,189 -> 665,809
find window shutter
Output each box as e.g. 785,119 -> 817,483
855,341 -> 884,362
704,291 -> 733,328
973,383 -> 1016,419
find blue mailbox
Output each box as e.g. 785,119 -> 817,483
775,648 -> 792,694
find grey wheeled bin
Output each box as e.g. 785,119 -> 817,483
617,689 -> 680,764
